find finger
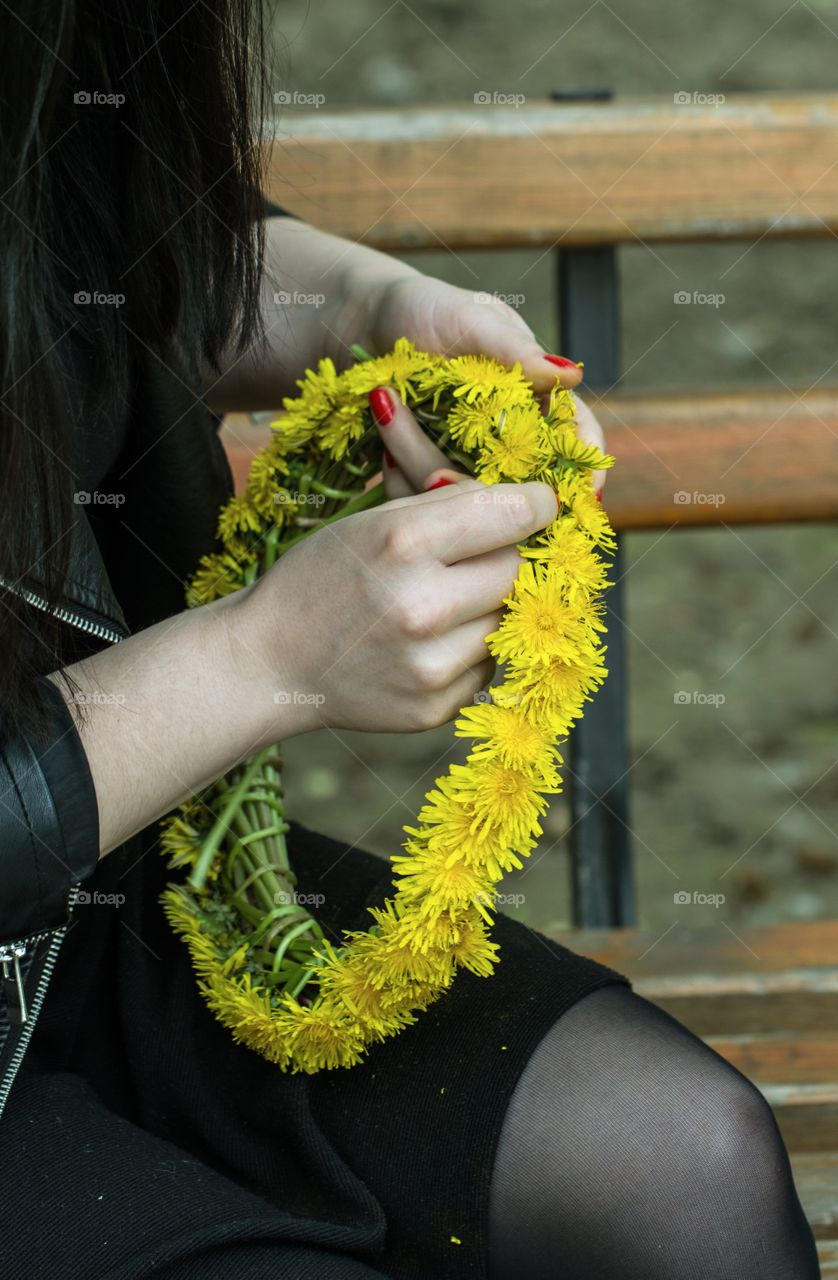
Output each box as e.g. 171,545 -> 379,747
573,393 -> 608,496
439,288 -> 584,394
443,546 -> 522,626
369,386 -> 452,490
386,481 -> 557,565
381,450 -> 414,499
424,613 -> 503,684
440,656 -> 498,722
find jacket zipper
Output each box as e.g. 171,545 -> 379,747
0,575 -> 127,645
0,584 -> 126,1117
0,891 -> 81,1120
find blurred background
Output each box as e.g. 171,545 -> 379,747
263,0 -> 838,934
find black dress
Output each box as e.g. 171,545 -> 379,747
3,344 -> 630,1280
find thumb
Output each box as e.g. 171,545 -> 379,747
462,292 -> 584,395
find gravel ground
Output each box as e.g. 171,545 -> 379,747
267,0 -> 838,935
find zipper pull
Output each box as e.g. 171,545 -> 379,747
0,945 -> 28,1025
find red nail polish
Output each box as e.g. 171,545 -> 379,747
595,489 -> 603,503
369,387 -> 394,426
383,448 -> 396,469
544,355 -> 579,370
426,478 -> 453,491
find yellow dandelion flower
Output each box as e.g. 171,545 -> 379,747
445,391 -> 512,451
547,420 -> 615,476
276,995 -> 367,1073
341,337 -> 437,400
450,756 -> 555,848
486,562 -> 605,666
477,404 -> 549,484
416,354 -> 531,409
390,837 -> 498,913
186,550 -> 252,607
454,702 -> 559,774
217,494 -> 264,548
448,909 -> 501,977
521,518 -> 611,600
557,474 -> 617,551
318,400 -> 368,459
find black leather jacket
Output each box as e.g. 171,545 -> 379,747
0,351 -> 236,1116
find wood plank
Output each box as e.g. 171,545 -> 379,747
221,386 -> 838,527
792,1152 -> 838,1238
597,388 -> 838,528
265,94 -> 838,250
818,1239 -> 838,1275
560,920 -> 838,978
708,1034 -> 838,1085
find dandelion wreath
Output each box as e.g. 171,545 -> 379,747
160,338 -> 615,1074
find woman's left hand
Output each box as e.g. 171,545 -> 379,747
358,272 -> 609,497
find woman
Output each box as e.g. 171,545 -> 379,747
0,3 -> 819,1277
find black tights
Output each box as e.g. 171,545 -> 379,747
488,984 -> 820,1280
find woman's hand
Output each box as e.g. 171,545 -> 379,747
347,270 -> 608,494
243,478 -> 558,736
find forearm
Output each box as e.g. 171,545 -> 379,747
204,216 -> 418,413
47,588 -> 300,856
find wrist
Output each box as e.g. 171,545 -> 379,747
224,579 -> 323,747
333,249 -> 420,359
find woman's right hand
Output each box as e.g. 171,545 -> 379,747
243,475 -> 558,737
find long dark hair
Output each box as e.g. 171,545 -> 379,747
0,0 -> 268,732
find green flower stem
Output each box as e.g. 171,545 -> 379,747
309,479 -> 363,502
189,750 -> 276,890
272,918 -> 324,975
279,480 -> 386,554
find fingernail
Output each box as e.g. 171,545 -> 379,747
544,355 -> 579,371
425,477 -> 454,492
369,387 -> 394,426
383,448 -> 396,469
595,489 -> 603,503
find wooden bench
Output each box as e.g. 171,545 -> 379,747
220,94 -> 838,1263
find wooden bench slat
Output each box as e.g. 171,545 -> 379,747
266,95 -> 838,250
791,1153 -> 838,1239
598,388 -> 838,528
221,388 -> 838,528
